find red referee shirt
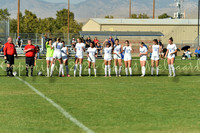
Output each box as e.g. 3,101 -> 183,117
24,44 -> 37,57
4,42 -> 17,56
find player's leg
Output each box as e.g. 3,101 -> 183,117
25,57 -> 29,77
108,60 -> 111,77
156,60 -> 159,76
79,58 -> 83,77
50,58 -> 56,77
167,58 -> 172,77
104,60 -> 108,77
93,62 -> 96,77
74,58 -> 79,77
58,58 -> 63,77
171,58 -> 176,77
46,59 -> 50,77
118,59 -> 122,77
88,61 -> 91,76
65,59 -> 70,77
151,59 -> 154,76
128,60 -> 132,76
124,61 -> 128,76
114,59 -> 118,76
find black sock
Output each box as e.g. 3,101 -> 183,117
10,66 -> 13,76
26,67 -> 29,76
6,67 -> 9,76
31,67 -> 33,76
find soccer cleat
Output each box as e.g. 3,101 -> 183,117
105,75 -> 107,77
109,75 -> 111,77
173,75 -> 176,77
67,74 -> 70,77
141,75 -> 144,77
95,75 -> 97,77
119,75 -> 121,77
62,75 -> 65,77
151,75 -> 153,76
156,75 -> 159,77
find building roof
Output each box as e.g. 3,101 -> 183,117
90,18 -> 198,25
79,31 -> 164,37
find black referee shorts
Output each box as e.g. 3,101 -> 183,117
6,55 -> 14,65
26,57 -> 35,66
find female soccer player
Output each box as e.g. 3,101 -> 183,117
87,42 -> 97,77
50,38 -> 63,77
103,39 -> 113,77
122,40 -> 133,76
113,39 -> 123,77
165,37 -> 177,77
149,39 -> 162,76
46,39 -> 54,77
139,42 -> 148,77
74,37 -> 85,77
61,41 -> 70,77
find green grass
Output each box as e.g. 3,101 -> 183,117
1,57 -> 200,133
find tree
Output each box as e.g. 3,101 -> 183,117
23,10 -> 39,33
105,15 -> 114,19
0,8 -> 10,20
130,13 -> 149,19
130,14 -> 137,19
158,13 -> 172,19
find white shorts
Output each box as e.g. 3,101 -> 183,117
168,54 -> 175,59
104,56 -> 112,61
88,56 -> 96,63
76,54 -> 84,59
113,54 -> 122,60
151,56 -> 159,61
62,56 -> 68,61
46,57 -> 53,61
140,56 -> 147,61
53,52 -> 62,59
124,56 -> 132,61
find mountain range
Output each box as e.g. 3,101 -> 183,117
0,0 -> 198,22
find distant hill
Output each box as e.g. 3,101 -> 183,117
0,0 -> 198,22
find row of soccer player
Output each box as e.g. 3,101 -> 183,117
46,37 -> 177,77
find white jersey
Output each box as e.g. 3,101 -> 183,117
104,47 -> 112,58
61,47 -> 67,57
140,46 -> 148,57
123,46 -> 132,57
167,44 -> 177,58
152,45 -> 160,57
114,44 -> 121,55
87,47 -> 97,58
52,42 -> 63,53
75,43 -> 85,56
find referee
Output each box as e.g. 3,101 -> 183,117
4,37 -> 18,77
24,39 -> 37,77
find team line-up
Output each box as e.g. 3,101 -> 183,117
3,37 -> 177,77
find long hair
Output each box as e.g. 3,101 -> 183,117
153,39 -> 158,44
169,37 -> 173,42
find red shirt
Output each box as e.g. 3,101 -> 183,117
94,39 -> 99,44
24,44 -> 37,57
4,42 -> 17,56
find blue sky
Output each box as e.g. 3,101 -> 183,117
43,0 -> 85,4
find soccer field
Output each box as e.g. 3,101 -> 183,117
1,57 -> 200,133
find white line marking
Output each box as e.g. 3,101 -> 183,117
15,77 -> 94,133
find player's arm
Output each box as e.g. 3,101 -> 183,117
149,45 -> 152,53
66,47 -> 69,56
82,44 -> 86,52
121,45 -> 124,53
165,49 -> 169,58
4,45 -> 7,60
14,46 -> 18,58
24,47 -> 33,53
102,39 -> 108,49
34,47 -> 37,60
130,44 -> 133,53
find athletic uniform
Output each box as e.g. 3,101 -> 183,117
61,47 -> 68,61
140,46 -> 148,61
104,47 -> 113,61
151,45 -> 160,61
87,47 -> 97,63
113,45 -> 122,59
52,42 -> 63,59
123,46 -> 132,61
167,44 -> 177,59
24,44 -> 37,66
46,42 -> 54,61
75,43 -> 85,59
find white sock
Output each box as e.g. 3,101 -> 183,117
171,64 -> 176,76
125,68 -> 128,76
50,64 -> 55,76
74,64 -> 77,76
47,67 -> 50,77
94,68 -> 97,76
108,65 -> 111,76
151,67 -> 154,75
119,66 -> 122,75
79,64 -> 82,76
88,68 -> 91,76
115,66 -> 118,75
129,67 -> 132,75
168,65 -> 172,76
156,67 -> 159,75
65,65 -> 69,75
142,66 -> 146,76
59,64 -> 63,76
105,65 -> 108,76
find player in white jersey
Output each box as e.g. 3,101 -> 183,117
87,42 -> 97,77
74,37 -> 85,77
122,40 -> 133,76
165,37 -> 177,77
61,41 -> 70,77
139,42 -> 148,77
50,38 -> 64,77
113,39 -> 123,77
103,39 -> 113,77
149,39 -> 162,76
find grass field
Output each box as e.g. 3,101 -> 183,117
1,57 -> 200,133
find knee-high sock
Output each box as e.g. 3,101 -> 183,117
59,64 -> 63,76
151,67 -> 154,75
10,66 -> 13,75
31,67 -> 33,76
125,67 -> 128,76
142,66 -> 146,76
6,67 -> 9,76
65,65 -> 69,75
168,65 -> 172,76
74,64 -> 77,76
156,67 -> 159,75
79,64 -> 82,76
171,64 -> 175,76
94,68 -> 97,76
47,67 -> 50,77
26,67 -> 29,76
108,65 -> 111,76
105,65 -> 108,76
61,64 -> 64,75
88,68 -> 91,76
119,66 -> 122,75
129,67 -> 132,75
115,66 -> 118,75
51,64 -> 55,76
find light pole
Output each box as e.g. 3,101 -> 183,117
129,0 -> 131,18
153,0 -> 155,19
198,0 -> 200,46
17,0 -> 20,37
68,0 -> 70,44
